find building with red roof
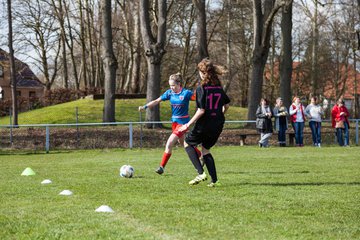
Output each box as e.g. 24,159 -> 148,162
0,48 -> 44,102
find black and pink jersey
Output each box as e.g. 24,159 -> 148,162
195,84 -> 230,127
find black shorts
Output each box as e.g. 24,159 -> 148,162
185,123 -> 223,149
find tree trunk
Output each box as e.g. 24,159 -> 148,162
310,1 -> 319,97
78,0 -> 88,90
57,0 -> 69,89
63,0 -> 80,92
355,0 -> 360,117
96,6 -> 103,89
7,0 -> 18,125
102,0 -> 118,122
247,0 -> 291,120
193,0 -> 209,62
139,0 -> 167,128
145,59 -> 161,126
130,1 -> 141,94
50,0 -> 68,89
249,54 -> 268,118
280,1 -> 293,108
85,0 -> 96,88
224,0 -> 232,93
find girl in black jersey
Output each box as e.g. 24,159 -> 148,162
179,58 -> 230,187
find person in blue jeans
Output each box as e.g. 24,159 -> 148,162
305,96 -> 326,147
289,96 -> 306,146
337,122 -> 350,146
273,97 -> 288,147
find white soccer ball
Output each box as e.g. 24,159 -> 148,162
120,165 -> 134,178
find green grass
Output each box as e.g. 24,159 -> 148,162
0,99 -> 247,125
0,146 -> 359,239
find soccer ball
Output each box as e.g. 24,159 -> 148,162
120,165 -> 134,178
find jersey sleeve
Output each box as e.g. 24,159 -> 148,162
184,89 -> 195,101
160,90 -> 171,101
190,91 -> 196,101
196,86 -> 206,109
222,89 -> 230,105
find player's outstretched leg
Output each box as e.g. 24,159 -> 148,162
155,152 -> 171,175
185,145 -> 206,185
156,134 -> 179,175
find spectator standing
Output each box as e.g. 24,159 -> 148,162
273,97 -> 288,147
331,99 -> 350,147
305,96 -> 326,147
289,96 -> 306,147
256,98 -> 273,147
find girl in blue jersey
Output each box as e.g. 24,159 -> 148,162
139,73 -> 201,174
180,58 -> 230,187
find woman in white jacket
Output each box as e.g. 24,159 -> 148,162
305,96 -> 326,147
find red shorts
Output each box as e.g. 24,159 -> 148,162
172,122 -> 187,138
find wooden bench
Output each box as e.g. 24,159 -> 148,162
288,132 -> 295,145
287,132 -> 313,146
240,131 -> 320,146
240,132 -> 296,146
239,133 -> 258,146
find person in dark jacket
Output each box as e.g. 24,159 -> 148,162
273,97 -> 288,147
256,98 -> 273,147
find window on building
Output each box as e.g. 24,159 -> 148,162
17,91 -> 21,96
29,91 -> 36,98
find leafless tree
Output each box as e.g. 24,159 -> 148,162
280,1 -> 293,108
12,0 -> 61,91
7,0 -> 18,125
50,0 -> 69,89
193,0 -> 209,62
114,0 -> 143,94
63,0 -> 80,92
78,0 -> 88,90
139,0 -> 167,128
247,0 -> 292,120
101,0 -> 117,122
86,0 -> 97,88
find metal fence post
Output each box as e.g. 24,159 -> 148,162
76,107 -> 79,147
129,123 -> 133,149
356,119 -> 359,145
45,126 -> 50,153
139,111 -> 143,148
9,108 -> 13,145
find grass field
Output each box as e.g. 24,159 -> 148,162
1,146 -> 359,239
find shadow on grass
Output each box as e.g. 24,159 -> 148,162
227,171 -> 310,174
0,150 -> 72,156
235,182 -> 360,187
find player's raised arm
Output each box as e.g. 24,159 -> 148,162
138,97 -> 162,111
